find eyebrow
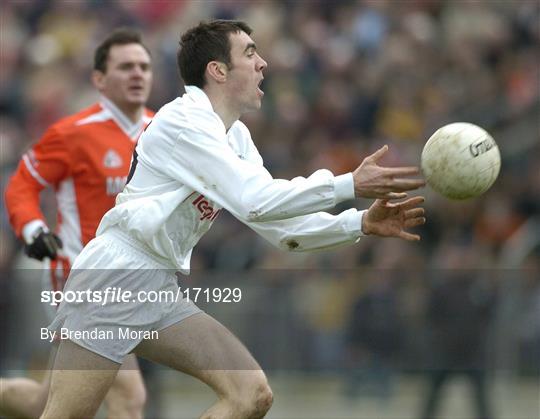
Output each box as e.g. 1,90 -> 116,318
116,61 -> 151,68
244,42 -> 257,53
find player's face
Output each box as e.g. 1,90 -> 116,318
95,43 -> 152,111
226,31 -> 267,113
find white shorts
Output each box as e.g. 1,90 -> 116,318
48,227 -> 202,363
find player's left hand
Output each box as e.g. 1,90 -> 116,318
362,196 -> 426,241
24,228 -> 63,260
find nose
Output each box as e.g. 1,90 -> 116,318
257,55 -> 267,72
131,65 -> 146,78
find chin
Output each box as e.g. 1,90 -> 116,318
245,104 -> 261,114
127,97 -> 147,106
241,103 -> 260,114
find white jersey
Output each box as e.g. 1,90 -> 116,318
96,86 -> 365,273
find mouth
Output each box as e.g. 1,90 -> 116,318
257,78 -> 264,96
128,85 -> 144,94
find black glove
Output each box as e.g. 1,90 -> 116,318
24,228 -> 63,261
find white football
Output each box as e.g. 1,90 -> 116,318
421,122 -> 501,200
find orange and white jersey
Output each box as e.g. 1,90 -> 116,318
5,96 -> 154,268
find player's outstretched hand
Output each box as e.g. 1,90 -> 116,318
362,196 -> 426,241
353,145 -> 426,199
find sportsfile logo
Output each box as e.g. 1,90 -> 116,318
40,286 -> 242,306
41,287 -> 185,306
192,194 -> 221,221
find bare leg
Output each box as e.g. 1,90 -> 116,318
0,347 -> 57,418
40,340 -> 120,419
135,313 -> 273,419
0,376 -> 48,418
104,354 -> 146,419
1,352 -> 144,419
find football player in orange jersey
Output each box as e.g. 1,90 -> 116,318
2,28 -> 153,419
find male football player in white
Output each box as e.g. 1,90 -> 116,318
41,20 -> 426,419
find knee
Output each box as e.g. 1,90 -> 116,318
235,381 -> 273,419
125,382 -> 147,415
0,377 -> 47,418
105,376 -> 146,418
253,382 -> 273,416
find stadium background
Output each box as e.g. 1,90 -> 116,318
1,0 -> 538,418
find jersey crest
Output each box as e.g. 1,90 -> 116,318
103,149 -> 123,168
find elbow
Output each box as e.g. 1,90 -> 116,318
244,208 -> 291,223
241,194 -> 287,222
243,204 -> 292,223
241,194 -> 263,222
243,204 -> 276,223
4,179 -> 18,210
245,208 -> 265,222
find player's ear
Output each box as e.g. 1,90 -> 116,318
206,61 -> 228,84
91,70 -> 106,90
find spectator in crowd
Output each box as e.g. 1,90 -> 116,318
344,272 -> 402,400
420,239 -> 497,419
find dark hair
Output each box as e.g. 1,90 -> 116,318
177,20 -> 252,88
94,27 -> 150,73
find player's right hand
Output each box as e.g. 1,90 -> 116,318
24,228 -> 63,261
362,196 -> 426,241
352,145 -> 426,199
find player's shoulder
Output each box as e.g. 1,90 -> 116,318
180,87 -> 224,127
229,120 -> 260,162
52,103 -> 103,130
143,107 -> 155,120
229,120 -> 252,141
39,103 -> 101,142
155,93 -> 223,136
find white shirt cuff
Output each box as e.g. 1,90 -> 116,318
333,173 -> 355,204
344,209 -> 366,240
357,210 -> 367,237
22,220 -> 48,244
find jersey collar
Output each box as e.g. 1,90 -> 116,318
100,95 -> 146,141
184,85 -> 228,134
184,85 -> 213,110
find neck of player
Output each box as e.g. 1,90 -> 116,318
204,88 -> 240,131
121,105 -> 144,124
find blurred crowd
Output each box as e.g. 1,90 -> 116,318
1,0 -> 539,388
